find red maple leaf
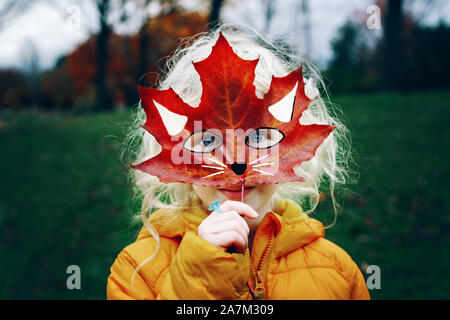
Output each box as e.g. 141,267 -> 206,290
132,33 -> 336,187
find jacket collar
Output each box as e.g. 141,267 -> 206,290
265,199 -> 324,258
137,198 -> 324,258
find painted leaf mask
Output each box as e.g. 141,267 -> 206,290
132,33 -> 336,187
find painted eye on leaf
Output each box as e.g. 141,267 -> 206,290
245,127 -> 285,149
183,130 -> 223,153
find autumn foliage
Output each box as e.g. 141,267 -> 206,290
36,10 -> 207,110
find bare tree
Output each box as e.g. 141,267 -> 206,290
36,0 -> 115,110
52,0 -> 144,110
20,39 -> 42,109
300,0 -> 312,57
263,0 -> 276,34
95,0 -> 112,110
383,0 -> 404,90
135,1 -> 178,81
47,0 -> 148,110
209,0 -> 225,30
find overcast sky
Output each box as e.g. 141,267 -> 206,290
0,0 -> 449,71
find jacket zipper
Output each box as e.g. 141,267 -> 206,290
249,232 -> 275,300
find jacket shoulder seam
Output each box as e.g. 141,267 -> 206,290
108,274 -> 129,298
270,265 -> 350,281
301,241 -> 354,282
121,249 -> 157,297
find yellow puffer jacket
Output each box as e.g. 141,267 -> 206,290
107,199 -> 370,300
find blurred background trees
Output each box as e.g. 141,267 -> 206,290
0,0 -> 448,110
0,0 -> 209,111
325,0 -> 450,93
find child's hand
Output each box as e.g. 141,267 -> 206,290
198,200 -> 259,253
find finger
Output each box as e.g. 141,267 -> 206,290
208,220 -> 248,239
220,200 -> 259,219
208,210 -> 249,235
212,231 -> 247,253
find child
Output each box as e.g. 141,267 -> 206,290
106,25 -> 370,300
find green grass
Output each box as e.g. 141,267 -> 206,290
0,90 -> 449,299
0,110 -> 140,299
320,90 -> 450,299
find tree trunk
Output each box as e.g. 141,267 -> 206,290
264,0 -> 275,34
383,0 -> 403,91
138,27 -> 151,81
95,0 -> 111,110
209,0 -> 225,30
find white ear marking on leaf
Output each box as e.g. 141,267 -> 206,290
268,81 -> 298,122
305,78 -> 319,100
153,100 -> 187,136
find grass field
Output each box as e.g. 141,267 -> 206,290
0,90 -> 449,299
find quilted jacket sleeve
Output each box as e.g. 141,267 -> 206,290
107,248 -> 156,300
157,231 -> 250,300
350,264 -> 371,300
107,231 -> 250,300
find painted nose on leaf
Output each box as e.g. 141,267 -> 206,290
231,162 -> 247,175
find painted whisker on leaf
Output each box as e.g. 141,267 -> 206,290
251,162 -> 274,168
249,154 -> 270,165
252,168 -> 275,176
206,157 -> 227,168
202,171 -> 225,179
202,165 -> 225,170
